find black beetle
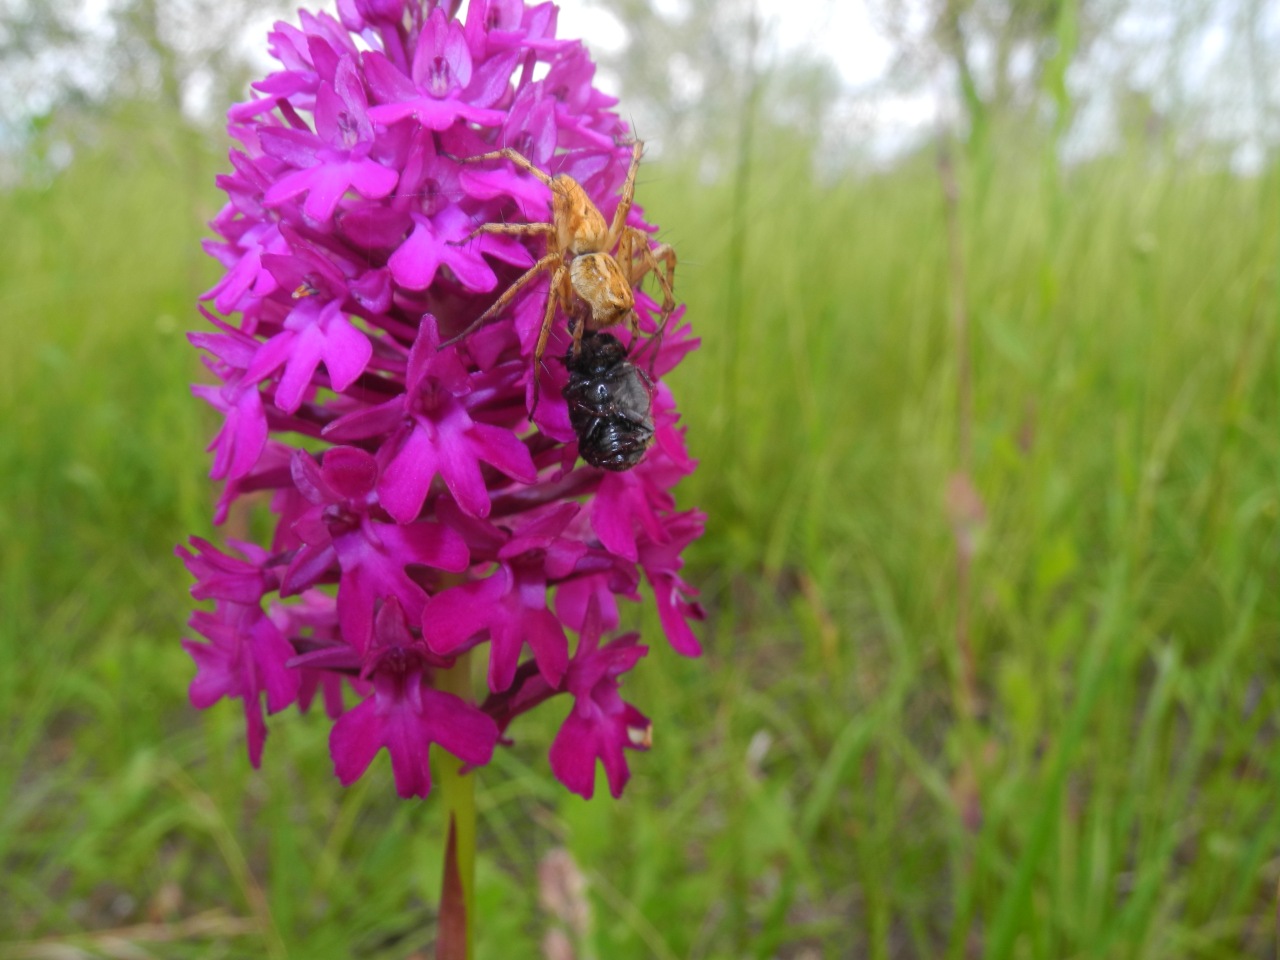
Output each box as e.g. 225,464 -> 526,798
562,332 -> 655,471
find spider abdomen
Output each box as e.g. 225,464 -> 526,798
570,253 -> 633,328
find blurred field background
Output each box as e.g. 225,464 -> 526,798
3,0 -> 1280,957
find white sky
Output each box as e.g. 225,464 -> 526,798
554,0 -> 1280,171
555,0 -> 895,90
552,0 -> 939,160
58,0 -> 1266,170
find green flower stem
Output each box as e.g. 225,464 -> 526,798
436,649 -> 477,960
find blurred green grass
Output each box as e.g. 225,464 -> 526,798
2,117 -> 1279,959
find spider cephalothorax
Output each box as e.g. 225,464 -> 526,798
445,141 -> 677,402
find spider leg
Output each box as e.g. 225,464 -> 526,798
557,266 -> 583,355
624,234 -> 677,327
439,251 -> 560,348
604,140 -> 645,251
615,225 -> 636,286
571,304 -> 587,356
464,222 -> 555,242
462,148 -> 556,188
624,233 -> 678,370
612,228 -> 643,344
529,264 -> 568,414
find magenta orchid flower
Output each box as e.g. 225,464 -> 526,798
181,0 -> 704,801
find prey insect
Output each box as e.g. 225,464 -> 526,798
444,141 -> 677,403
562,331 -> 654,471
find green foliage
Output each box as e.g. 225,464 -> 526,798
2,118 -> 1280,959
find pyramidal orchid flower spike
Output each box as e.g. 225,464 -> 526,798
181,0 -> 704,803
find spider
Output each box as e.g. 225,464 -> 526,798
444,140 -> 677,401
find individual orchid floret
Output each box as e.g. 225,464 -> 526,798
260,56 -> 398,223
244,298 -> 373,412
326,598 -> 500,798
191,372 -> 268,482
483,598 -> 651,799
323,318 -> 536,521
548,611 -> 650,800
638,509 -> 706,658
386,207 -> 502,292
364,11 -> 507,132
177,537 -> 278,605
183,600 -> 301,767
